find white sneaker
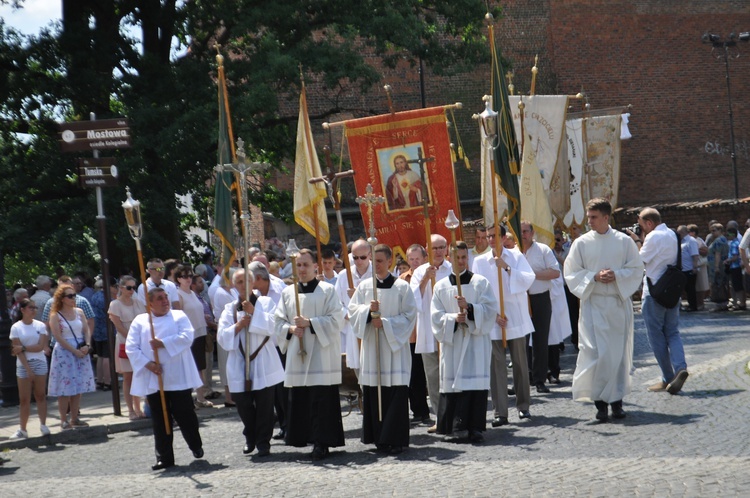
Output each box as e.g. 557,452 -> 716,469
40,424 -> 51,436
10,429 -> 28,439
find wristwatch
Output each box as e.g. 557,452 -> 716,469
21,345 -> 26,352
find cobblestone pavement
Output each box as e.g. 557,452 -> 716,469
2,309 -> 750,496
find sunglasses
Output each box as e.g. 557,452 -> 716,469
148,267 -> 165,272
352,255 -> 369,261
178,275 -> 193,279
122,285 -> 136,291
64,293 -> 76,299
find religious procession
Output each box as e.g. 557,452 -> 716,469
3,5 -> 750,487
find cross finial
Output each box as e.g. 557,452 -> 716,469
356,184 -> 385,243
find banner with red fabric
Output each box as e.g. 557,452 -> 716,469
344,106 -> 460,261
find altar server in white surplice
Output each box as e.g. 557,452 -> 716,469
334,239 -> 373,373
472,225 -> 535,427
564,198 -> 643,423
431,242 -> 497,443
273,248 -> 345,461
349,244 -> 417,455
218,269 -> 284,457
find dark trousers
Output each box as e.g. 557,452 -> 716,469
273,347 -> 288,430
234,385 -> 276,452
408,342 -> 430,418
436,390 -> 488,435
683,271 -> 698,310
564,284 -> 579,348
548,344 -> 560,378
146,389 -> 202,465
527,291 -> 552,386
362,385 -> 410,447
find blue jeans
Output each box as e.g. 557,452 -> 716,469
642,295 -> 687,382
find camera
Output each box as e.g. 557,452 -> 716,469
622,224 -> 641,237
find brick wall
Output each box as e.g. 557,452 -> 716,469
263,1 -> 750,246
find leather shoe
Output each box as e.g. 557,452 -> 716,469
648,381 -> 667,392
666,369 -> 689,395
469,431 -> 484,443
518,410 -> 531,419
243,443 -> 255,455
311,444 -> 329,461
535,383 -> 550,393
192,448 -> 204,459
507,387 -> 516,396
442,430 -> 468,443
594,400 -> 608,422
389,445 -> 404,455
610,401 -> 626,419
152,460 -> 174,471
427,424 -> 438,434
492,416 -> 508,427
256,446 -> 271,457
272,429 -> 286,440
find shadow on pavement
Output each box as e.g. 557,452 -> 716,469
682,388 -> 745,398
617,410 -> 703,426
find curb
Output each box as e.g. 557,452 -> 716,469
0,405 -> 238,452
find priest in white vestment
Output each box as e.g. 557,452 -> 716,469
564,198 -> 643,422
274,249 -> 345,461
431,242 -> 497,443
349,244 -> 417,454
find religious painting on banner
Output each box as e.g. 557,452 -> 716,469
344,106 -> 459,261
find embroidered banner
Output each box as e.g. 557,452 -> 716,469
344,106 -> 459,260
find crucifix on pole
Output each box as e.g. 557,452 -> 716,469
356,183 -> 385,421
214,137 -> 268,382
406,148 -> 436,286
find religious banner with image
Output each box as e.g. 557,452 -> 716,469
343,106 -> 459,260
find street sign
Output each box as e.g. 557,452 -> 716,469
77,157 -> 119,188
59,118 -> 131,152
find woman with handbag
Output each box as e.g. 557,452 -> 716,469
109,276 -> 146,419
47,284 -> 96,430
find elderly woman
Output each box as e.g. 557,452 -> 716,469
47,284 -> 96,429
109,276 -> 146,419
9,299 -> 50,438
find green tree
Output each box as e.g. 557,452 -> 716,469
0,0 -> 497,288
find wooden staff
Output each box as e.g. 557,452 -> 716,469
406,147 -> 436,287
121,188 -> 171,435
356,184 -> 385,421
445,210 -> 467,335
286,239 -> 307,361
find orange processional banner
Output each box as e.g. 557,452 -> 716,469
344,106 -> 460,261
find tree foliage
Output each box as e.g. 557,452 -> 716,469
0,0 -> 496,286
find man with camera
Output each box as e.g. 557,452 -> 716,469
626,208 -> 689,395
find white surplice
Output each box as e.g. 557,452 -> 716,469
564,228 -> 643,403
431,272 -> 498,393
410,260 -> 452,354
334,264 -> 372,369
348,277 -> 417,387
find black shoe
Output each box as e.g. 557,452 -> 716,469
594,400 -> 608,422
535,383 -> 550,393
192,448 -> 204,459
610,401 -> 626,419
390,445 -> 404,455
518,410 -> 531,419
152,460 -> 174,471
469,431 -> 484,443
311,444 -> 329,461
256,446 -> 271,457
442,430 -> 468,443
243,443 -> 255,455
547,373 -> 561,384
492,416 -> 508,427
507,387 -> 516,396
666,369 -> 689,395
421,416 -> 434,426
273,429 -> 286,440
375,443 -> 391,453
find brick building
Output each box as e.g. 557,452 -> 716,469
264,1 -> 750,250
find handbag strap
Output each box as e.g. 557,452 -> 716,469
59,313 -> 82,345
674,229 -> 682,269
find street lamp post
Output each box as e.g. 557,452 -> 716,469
703,31 -> 750,200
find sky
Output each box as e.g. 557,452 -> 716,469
0,0 -> 60,35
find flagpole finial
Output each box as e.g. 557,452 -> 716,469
485,12 -> 494,22
215,45 -> 224,67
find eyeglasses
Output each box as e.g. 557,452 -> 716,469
64,294 -> 76,299
122,285 -> 136,291
555,238 -> 563,242
178,274 -> 193,279
148,267 -> 165,272
352,255 -> 369,261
